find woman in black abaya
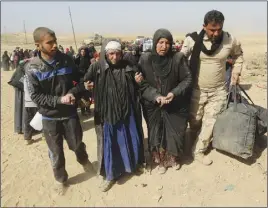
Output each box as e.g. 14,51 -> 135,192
137,29 -> 192,174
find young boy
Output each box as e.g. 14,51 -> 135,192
25,27 -> 94,193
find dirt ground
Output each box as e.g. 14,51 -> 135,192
1,34 -> 267,207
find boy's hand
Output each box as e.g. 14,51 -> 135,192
61,93 -> 75,105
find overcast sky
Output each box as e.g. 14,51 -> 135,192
1,1 -> 267,36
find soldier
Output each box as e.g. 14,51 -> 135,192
181,10 -> 244,165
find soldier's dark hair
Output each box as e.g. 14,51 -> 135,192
33,27 -> 56,43
204,10 -> 225,26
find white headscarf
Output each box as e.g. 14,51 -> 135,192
105,41 -> 121,53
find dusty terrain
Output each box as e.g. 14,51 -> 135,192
1,33 -> 267,207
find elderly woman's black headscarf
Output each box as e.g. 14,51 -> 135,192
151,29 -> 173,77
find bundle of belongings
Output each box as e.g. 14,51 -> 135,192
8,60 -> 25,90
212,84 -> 267,159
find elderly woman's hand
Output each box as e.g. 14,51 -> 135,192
84,81 -> 94,90
135,72 -> 143,83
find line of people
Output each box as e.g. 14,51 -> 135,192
1,48 -> 37,71
18,9 -> 244,194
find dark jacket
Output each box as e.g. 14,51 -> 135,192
25,51 -> 85,118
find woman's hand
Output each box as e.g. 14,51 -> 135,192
135,72 -> 143,83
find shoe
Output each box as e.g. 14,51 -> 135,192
99,180 -> 115,192
134,164 -> 144,175
54,181 -> 68,196
25,139 -> 34,145
165,154 -> 180,170
194,152 -> 213,166
157,166 -> 167,174
152,151 -> 160,164
172,163 -> 181,170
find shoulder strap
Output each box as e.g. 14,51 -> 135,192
237,84 -> 255,105
187,32 -> 198,42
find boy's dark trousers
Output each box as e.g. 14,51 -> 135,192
42,115 -> 89,183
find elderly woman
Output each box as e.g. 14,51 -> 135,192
136,29 -> 192,174
84,40 -> 144,192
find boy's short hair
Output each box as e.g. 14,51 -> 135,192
33,27 -> 56,43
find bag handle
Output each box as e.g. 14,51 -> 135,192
225,85 -> 235,109
225,84 -> 241,111
233,84 -> 238,111
237,84 -> 255,106
225,84 -> 255,111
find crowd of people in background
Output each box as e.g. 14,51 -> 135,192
2,48 -> 37,71
1,38 -> 184,72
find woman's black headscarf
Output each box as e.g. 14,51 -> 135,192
151,29 -> 173,78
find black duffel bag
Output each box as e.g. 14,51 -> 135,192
229,87 -> 267,137
212,85 -> 258,159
